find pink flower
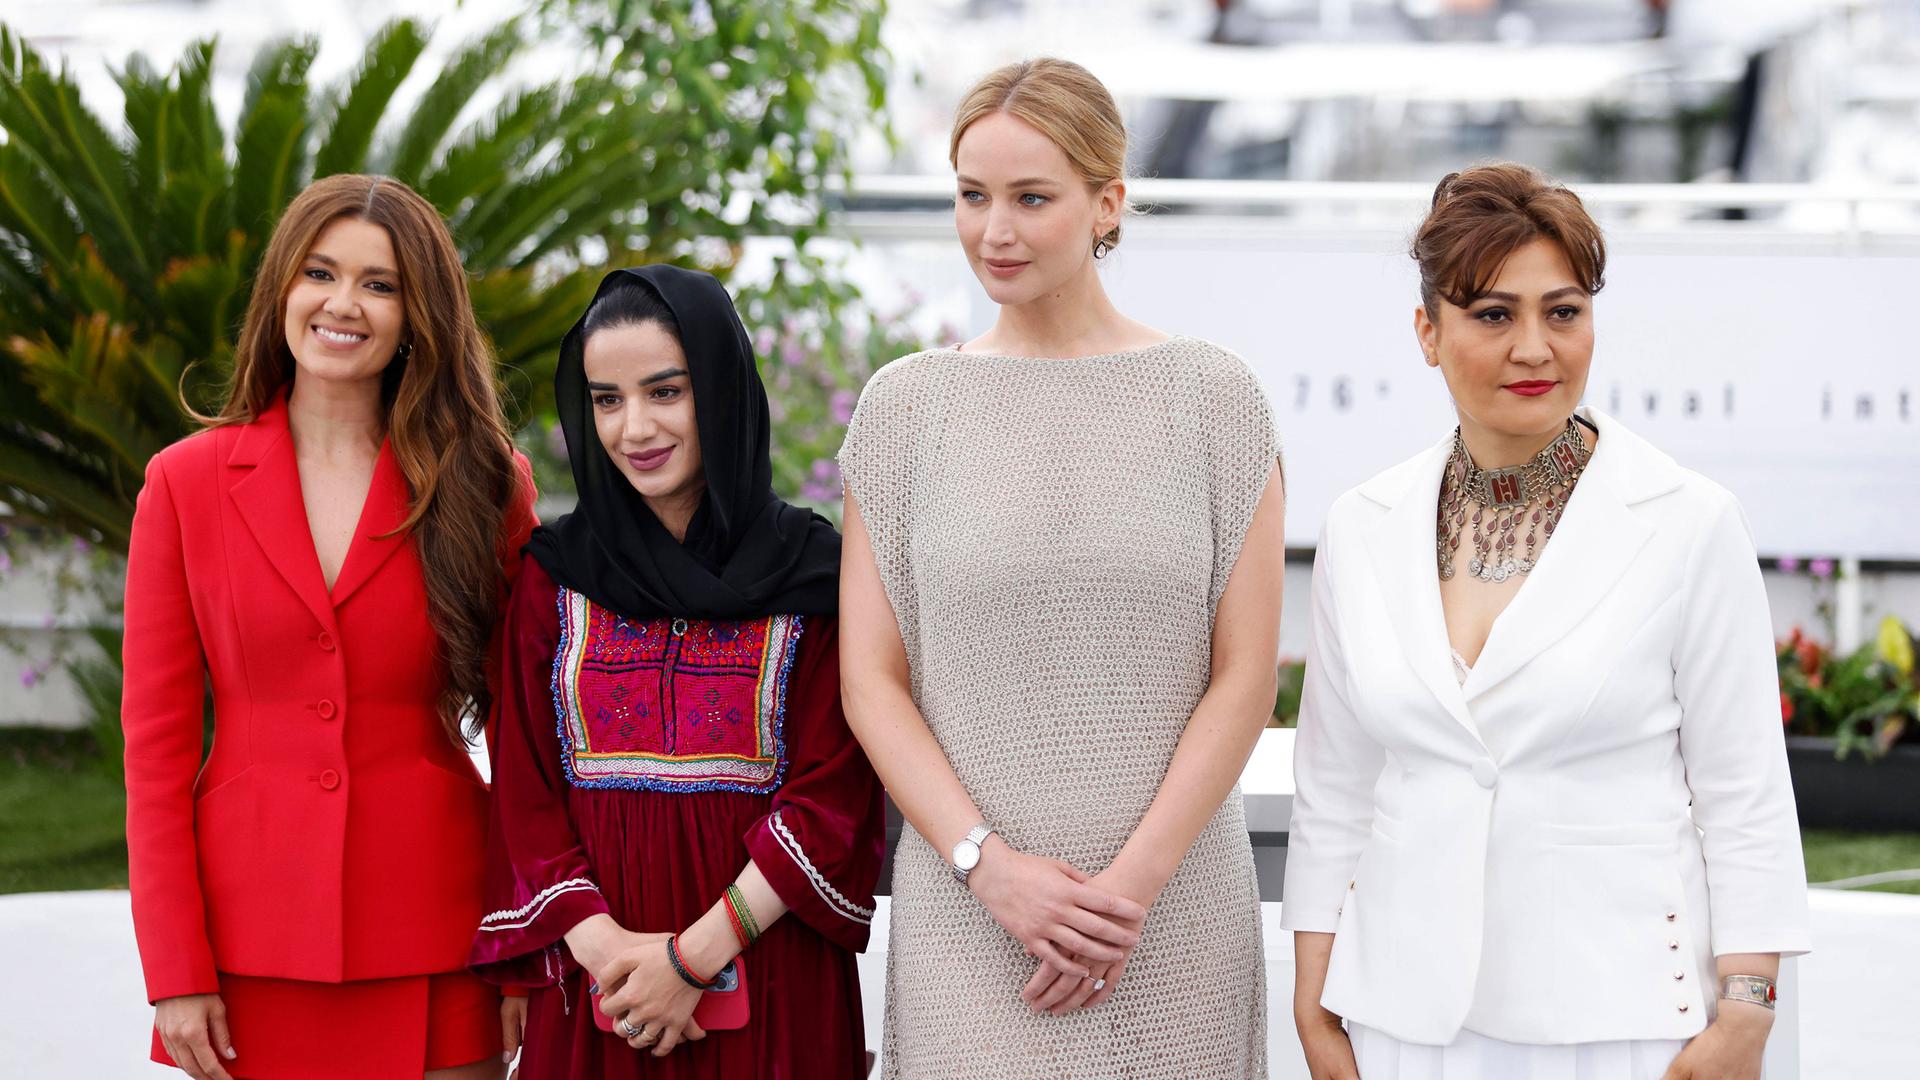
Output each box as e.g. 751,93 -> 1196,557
1810,558 -> 1836,579
830,389 -> 857,425
1776,557 -> 1801,573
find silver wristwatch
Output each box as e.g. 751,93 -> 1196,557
951,822 -> 995,885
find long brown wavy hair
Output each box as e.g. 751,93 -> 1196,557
206,173 -> 521,745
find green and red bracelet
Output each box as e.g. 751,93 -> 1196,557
723,883 -> 761,948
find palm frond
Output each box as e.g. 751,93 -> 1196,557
416,84 -> 564,213
231,37 -> 317,237
0,26 -> 152,301
377,20 -> 520,185
313,19 -> 429,178
11,314 -> 182,479
0,141 -> 83,283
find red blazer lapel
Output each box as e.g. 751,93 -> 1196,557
227,397 -> 338,633
328,437 -> 413,607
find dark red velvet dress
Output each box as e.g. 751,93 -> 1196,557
470,562 -> 883,1078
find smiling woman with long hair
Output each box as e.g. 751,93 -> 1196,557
122,173 -> 536,1080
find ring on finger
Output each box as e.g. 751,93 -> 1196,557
1092,977 -> 1106,990
617,1018 -> 642,1040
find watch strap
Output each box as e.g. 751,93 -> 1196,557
951,822 -> 995,884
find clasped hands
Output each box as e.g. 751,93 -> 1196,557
568,915 -> 717,1058
965,837 -> 1155,1017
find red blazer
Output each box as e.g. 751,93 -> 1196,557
122,395 -> 536,1003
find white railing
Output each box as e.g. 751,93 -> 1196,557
843,173 -> 1920,210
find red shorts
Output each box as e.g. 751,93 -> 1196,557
150,969 -> 502,1078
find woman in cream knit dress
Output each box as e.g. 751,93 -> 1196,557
838,59 -> 1285,1079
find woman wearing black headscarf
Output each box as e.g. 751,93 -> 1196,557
469,267 -> 882,1078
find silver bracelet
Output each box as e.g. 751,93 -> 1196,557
1719,974 -> 1777,1010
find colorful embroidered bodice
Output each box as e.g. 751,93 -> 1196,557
552,588 -> 803,793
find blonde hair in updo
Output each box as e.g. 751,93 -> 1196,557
949,58 -> 1130,258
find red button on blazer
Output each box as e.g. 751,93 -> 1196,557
122,395 -> 536,1003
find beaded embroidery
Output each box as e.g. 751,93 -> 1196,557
552,587 -> 801,793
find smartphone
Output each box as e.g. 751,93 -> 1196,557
588,958 -> 750,1034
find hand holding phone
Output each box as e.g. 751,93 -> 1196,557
589,957 -> 750,1035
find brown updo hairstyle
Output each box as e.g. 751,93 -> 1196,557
1411,163 -> 1607,319
949,57 -> 1130,258
206,174 -> 523,746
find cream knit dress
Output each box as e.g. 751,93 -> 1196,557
838,336 -> 1278,1079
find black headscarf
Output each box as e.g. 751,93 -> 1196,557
524,266 -> 840,620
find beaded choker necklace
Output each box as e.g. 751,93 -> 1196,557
1437,419 -> 1593,584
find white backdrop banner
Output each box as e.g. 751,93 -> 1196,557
940,231 -> 1920,559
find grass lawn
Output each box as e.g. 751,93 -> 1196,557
1801,829 -> 1920,895
4,729 -> 1920,897
0,730 -> 128,895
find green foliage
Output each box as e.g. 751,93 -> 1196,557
0,18 -> 626,548
1779,616 -> 1920,761
0,8 -> 900,550
1271,659 -> 1305,727
0,727 -> 129,894
0,7 -> 914,758
733,254 -> 928,515
548,0 -> 894,250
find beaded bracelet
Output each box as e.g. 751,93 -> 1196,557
666,934 -> 719,991
723,899 -> 752,951
724,884 -> 761,947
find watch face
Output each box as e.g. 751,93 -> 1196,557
954,840 -> 981,872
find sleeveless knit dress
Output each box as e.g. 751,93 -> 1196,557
838,336 -> 1278,1079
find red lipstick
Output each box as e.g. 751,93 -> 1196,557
1504,380 -> 1557,397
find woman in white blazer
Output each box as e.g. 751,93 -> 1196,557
1284,163 -> 1810,1080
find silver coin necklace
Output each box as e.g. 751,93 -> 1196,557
1437,418 -> 1594,584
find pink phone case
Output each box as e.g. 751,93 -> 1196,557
589,957 -> 750,1034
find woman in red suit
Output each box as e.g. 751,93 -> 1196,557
123,173 -> 537,1080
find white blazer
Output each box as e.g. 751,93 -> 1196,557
1281,408 -> 1811,1047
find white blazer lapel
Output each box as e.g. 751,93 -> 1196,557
1462,410 -> 1663,700
1361,436 -> 1485,747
